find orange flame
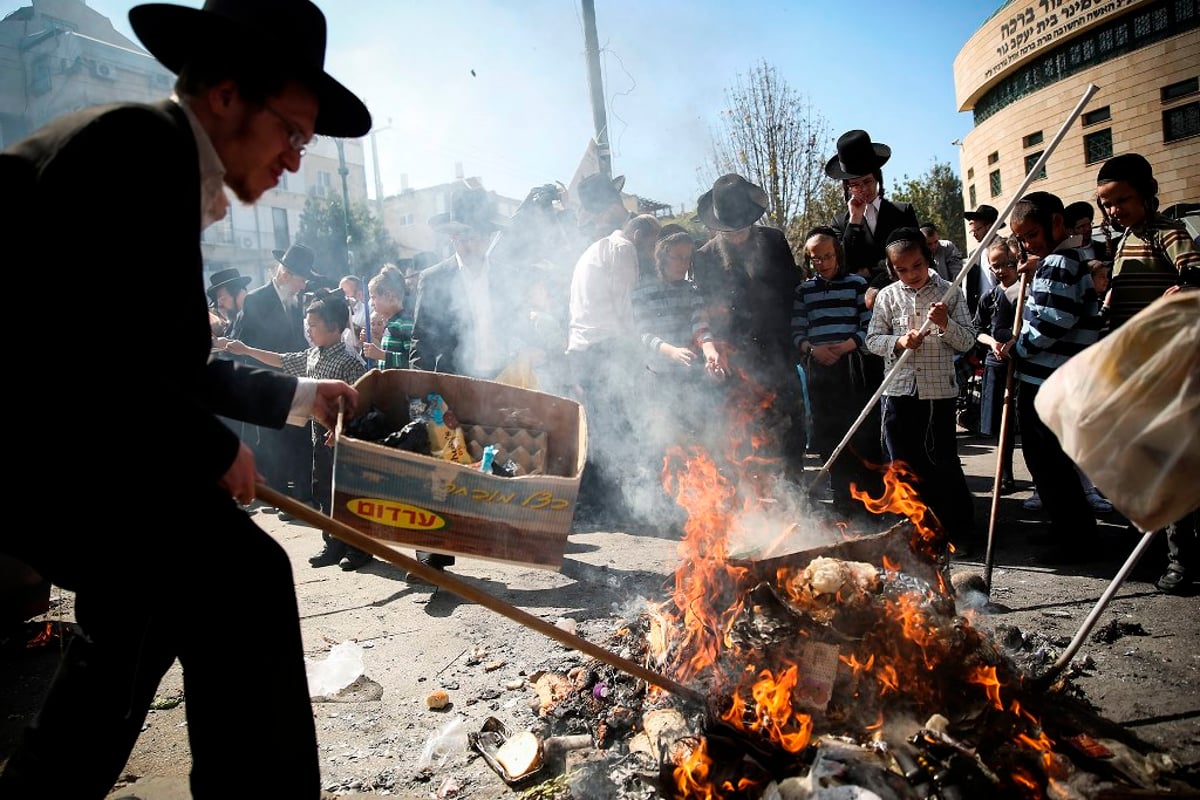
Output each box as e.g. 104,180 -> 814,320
969,665 -> 1004,710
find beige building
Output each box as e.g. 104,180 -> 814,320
0,0 -> 369,288
953,0 -> 1198,240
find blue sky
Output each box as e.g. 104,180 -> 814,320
49,0 -> 1003,210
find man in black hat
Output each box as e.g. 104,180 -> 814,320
0,1 -> 369,796
827,130 -> 919,307
232,243 -> 325,515
691,173 -> 806,484
962,204 -> 1002,313
575,173 -> 634,244
206,267 -> 253,337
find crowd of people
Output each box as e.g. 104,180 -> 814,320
1,1 -> 1196,797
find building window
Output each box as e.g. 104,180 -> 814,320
1164,102 -> 1200,142
1084,128 -> 1113,164
969,185 -> 977,209
1082,106 -> 1111,126
1162,77 -> 1199,102
400,213 -> 415,226
989,170 -> 1002,197
987,151 -> 999,165
271,207 -> 290,251
1024,152 -> 1047,180
1023,131 -> 1044,148
967,167 -> 975,180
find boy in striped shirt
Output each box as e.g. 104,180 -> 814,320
1002,191 -> 1104,561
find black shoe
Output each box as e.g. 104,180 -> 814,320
999,477 -> 1018,495
1156,566 -> 1189,594
309,539 -> 346,568
406,553 -> 450,583
338,548 -> 372,571
278,511 -> 297,522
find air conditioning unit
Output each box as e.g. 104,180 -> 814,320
241,236 -> 255,249
94,61 -> 115,80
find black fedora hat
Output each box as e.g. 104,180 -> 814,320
577,173 -> 626,213
428,185 -> 508,235
128,0 -> 371,137
963,204 -> 1004,229
272,243 -> 322,280
206,267 -> 252,301
825,130 -> 892,180
696,174 -> 768,232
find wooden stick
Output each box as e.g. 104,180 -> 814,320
255,483 -> 706,704
983,272 -> 1029,593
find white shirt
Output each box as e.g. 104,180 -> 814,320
567,228 -> 639,352
863,196 -> 882,235
457,250 -> 498,375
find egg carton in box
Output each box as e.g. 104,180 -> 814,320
464,424 -> 547,476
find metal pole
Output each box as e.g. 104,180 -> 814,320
335,138 -> 353,274
806,83 -> 1101,493
580,0 -> 611,179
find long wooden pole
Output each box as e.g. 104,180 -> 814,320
255,483 -> 706,704
982,273 -> 1029,592
805,83 -> 1100,494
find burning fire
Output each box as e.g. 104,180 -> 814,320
651,434 -> 1074,799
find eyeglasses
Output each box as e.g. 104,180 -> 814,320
846,176 -> 876,191
263,103 -> 317,156
809,254 -> 835,263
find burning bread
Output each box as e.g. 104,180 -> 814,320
494,730 -> 542,778
803,557 -> 879,596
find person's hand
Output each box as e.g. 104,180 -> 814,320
1017,252 -> 1040,277
811,343 -> 842,366
362,342 -> 383,361
311,380 -> 359,432
213,336 -> 230,350
218,441 -> 259,506
991,340 -> 1006,359
997,339 -> 1015,360
1088,260 -> 1110,294
701,342 -> 726,381
663,344 -> 696,368
223,339 -> 246,355
897,329 -> 927,351
927,302 -> 949,333
847,194 -> 866,225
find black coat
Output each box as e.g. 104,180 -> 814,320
831,198 -> 919,277
234,281 -> 308,355
0,101 -> 298,589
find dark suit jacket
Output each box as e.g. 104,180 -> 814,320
409,256 -> 529,377
831,198 -> 919,278
0,100 -> 298,589
234,281 -> 308,356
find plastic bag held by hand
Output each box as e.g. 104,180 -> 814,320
1035,292 -> 1200,531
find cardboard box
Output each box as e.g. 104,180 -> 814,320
333,369 -> 586,570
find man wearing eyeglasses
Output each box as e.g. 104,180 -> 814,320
0,1 -> 369,797
826,130 -> 919,310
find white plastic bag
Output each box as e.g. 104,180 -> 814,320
1036,291 -> 1200,532
305,640 -> 364,697
416,716 -> 468,770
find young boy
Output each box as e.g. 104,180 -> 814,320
1000,191 -> 1104,562
226,290 -> 371,570
865,228 -> 977,551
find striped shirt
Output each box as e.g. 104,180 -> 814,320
380,312 -> 414,369
1014,244 -> 1102,386
792,273 -> 870,350
866,272 -> 977,400
1107,215 -> 1200,331
632,278 -> 711,372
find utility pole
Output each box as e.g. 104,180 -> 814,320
580,0 -> 611,179
369,119 -> 392,218
334,137 -> 353,274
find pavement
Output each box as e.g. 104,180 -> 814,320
84,429 -> 1190,796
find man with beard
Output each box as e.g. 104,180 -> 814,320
0,0 -> 368,795
233,243 -> 325,517
692,174 -> 805,486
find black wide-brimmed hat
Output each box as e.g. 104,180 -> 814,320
963,204 -> 1003,225
272,243 -> 322,280
696,174 -> 768,231
428,185 -> 508,235
206,267 -> 252,301
825,130 -> 892,180
577,173 -> 626,213
128,0 -> 371,137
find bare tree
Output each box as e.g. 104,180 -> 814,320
701,61 -> 836,252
